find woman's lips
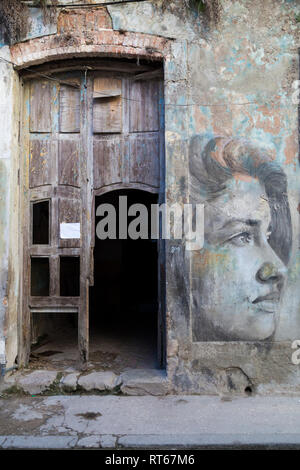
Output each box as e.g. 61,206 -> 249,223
252,292 -> 280,313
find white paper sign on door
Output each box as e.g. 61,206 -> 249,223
60,223 -> 80,239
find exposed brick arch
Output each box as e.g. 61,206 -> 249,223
10,7 -> 171,68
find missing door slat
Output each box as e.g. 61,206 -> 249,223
31,257 -> 50,296
32,200 -> 50,245
60,256 -> 80,297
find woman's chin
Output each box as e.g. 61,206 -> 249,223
209,309 -> 277,341
231,314 -> 277,341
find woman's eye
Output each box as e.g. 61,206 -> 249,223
227,232 -> 253,247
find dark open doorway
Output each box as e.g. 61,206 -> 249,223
89,189 -> 161,372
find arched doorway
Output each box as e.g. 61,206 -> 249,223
90,189 -> 162,371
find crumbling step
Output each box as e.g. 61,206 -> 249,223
0,368 -> 169,396
119,369 -> 168,396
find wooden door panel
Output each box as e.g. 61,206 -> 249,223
129,133 -> 160,187
129,80 -> 159,133
93,137 -> 123,189
29,139 -> 53,188
58,140 -> 80,187
30,81 -> 52,133
59,85 -> 81,133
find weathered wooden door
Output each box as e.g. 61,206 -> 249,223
20,73 -> 91,367
90,71 -> 165,368
20,65 -> 165,368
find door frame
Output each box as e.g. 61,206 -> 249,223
92,184 -> 166,369
18,59 -> 166,369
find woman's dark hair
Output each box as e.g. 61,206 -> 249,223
189,135 -> 292,265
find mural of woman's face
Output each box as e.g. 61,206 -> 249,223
192,175 -> 287,341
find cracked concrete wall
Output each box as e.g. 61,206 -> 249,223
1,0 -> 300,393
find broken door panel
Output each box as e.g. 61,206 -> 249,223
93,77 -> 122,133
32,200 -> 50,245
60,256 -> 80,296
31,257 -> 50,296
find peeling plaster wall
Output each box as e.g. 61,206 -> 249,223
0,45 -> 19,369
1,0 -> 300,392
5,67 -> 20,371
25,7 -> 57,40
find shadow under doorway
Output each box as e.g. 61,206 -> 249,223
89,189 -> 160,373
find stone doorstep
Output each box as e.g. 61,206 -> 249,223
0,368 -> 169,396
119,369 -> 169,396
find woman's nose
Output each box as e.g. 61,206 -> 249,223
256,262 -> 285,285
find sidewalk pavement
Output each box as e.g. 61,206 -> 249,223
1,395 -> 300,449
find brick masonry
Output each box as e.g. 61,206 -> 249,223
11,8 -> 170,68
